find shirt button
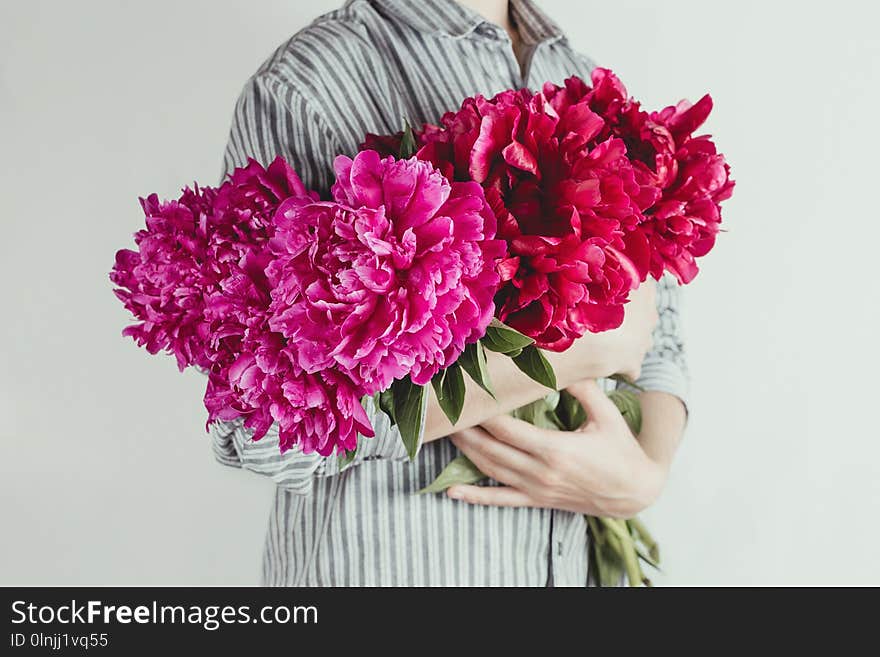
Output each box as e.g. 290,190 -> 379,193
476,23 -> 505,40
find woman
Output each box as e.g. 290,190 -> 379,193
213,0 -> 688,586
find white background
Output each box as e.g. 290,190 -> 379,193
1,0 -> 878,585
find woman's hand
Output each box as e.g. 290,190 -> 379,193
446,380 -> 668,518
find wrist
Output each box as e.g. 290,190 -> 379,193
545,341 -> 614,389
629,449 -> 668,514
595,437 -> 668,518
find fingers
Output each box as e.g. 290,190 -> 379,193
564,379 -> 620,427
450,429 -> 533,486
479,414 -> 546,454
446,484 -> 538,508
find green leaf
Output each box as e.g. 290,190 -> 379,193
418,455 -> 486,494
399,121 -> 417,158
390,377 -> 427,460
628,516 -> 660,566
512,345 -> 557,390
554,389 -> 588,431
459,342 -> 495,399
377,388 -> 395,422
337,446 -> 358,471
634,546 -> 661,572
609,373 -> 646,392
607,388 -> 643,435
430,362 -> 466,426
510,395 -> 564,430
481,319 -> 534,355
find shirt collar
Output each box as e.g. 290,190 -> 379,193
509,0 -> 564,44
370,0 -> 564,44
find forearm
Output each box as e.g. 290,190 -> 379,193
210,419 -> 324,495
424,339 -> 614,442
424,282 -> 660,443
630,273 -> 689,470
635,391 -> 686,470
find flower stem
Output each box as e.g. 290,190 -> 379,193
586,515 -> 605,547
600,517 -> 643,587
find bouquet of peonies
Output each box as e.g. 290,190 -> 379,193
112,68 -> 733,586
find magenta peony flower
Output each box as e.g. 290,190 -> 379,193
206,346 -> 374,456
199,158 -> 375,456
266,150 -> 505,393
201,157 -> 318,373
111,186 -> 216,371
414,86 -> 655,350
112,157 -> 317,374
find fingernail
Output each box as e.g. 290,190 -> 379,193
447,488 -> 463,500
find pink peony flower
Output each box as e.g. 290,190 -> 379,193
266,150 -> 505,392
414,86 -> 655,350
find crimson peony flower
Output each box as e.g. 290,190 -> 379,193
544,69 -> 734,284
266,150 -> 505,393
359,131 -> 406,158
414,86 -> 656,350
639,99 -> 734,283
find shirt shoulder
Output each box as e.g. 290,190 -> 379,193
568,46 -> 598,72
525,35 -> 599,89
249,0 -> 389,101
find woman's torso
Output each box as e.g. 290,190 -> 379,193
226,0 -> 599,586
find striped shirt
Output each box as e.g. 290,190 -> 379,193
211,0 -> 689,586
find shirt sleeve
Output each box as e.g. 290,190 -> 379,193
210,73 -> 424,493
211,396 -> 425,495
633,273 -> 690,409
